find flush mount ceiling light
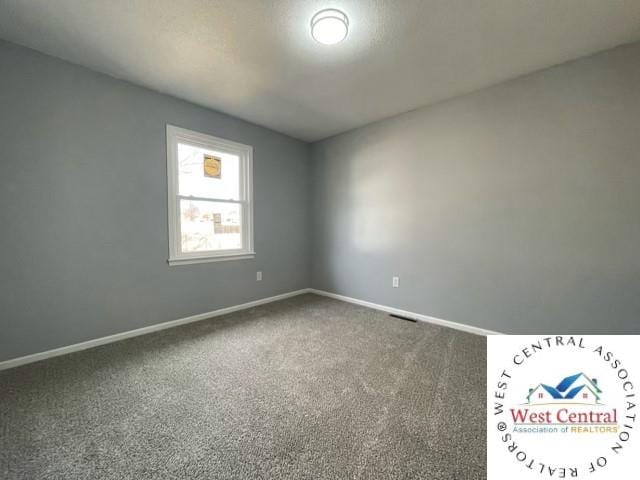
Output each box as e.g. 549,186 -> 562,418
311,9 -> 349,45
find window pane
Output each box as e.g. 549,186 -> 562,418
180,200 -> 242,253
178,143 -> 240,200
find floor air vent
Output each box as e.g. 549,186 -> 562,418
390,314 -> 417,323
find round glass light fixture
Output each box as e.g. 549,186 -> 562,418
311,9 -> 349,45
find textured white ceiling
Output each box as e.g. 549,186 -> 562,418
0,1 -> 639,141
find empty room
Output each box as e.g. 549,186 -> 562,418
1,1 -> 639,479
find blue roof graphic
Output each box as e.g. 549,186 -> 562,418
527,372 -> 602,403
565,385 -> 587,399
541,384 -> 563,399
556,372 -> 601,394
556,373 -> 583,392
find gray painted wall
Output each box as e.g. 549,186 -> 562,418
311,42 -> 640,334
0,40 -> 311,362
2,38 -> 639,363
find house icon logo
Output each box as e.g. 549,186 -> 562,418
526,372 -> 602,405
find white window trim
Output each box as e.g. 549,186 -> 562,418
166,125 -> 255,266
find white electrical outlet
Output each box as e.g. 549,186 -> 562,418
256,271 -> 262,281
392,276 -> 399,288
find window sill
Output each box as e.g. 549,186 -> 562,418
168,252 -> 256,266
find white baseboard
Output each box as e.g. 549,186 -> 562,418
309,289 -> 501,336
0,289 -> 311,371
0,287 -> 498,371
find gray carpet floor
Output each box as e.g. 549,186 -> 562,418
0,293 -> 486,479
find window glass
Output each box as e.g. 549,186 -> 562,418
180,199 -> 242,253
178,143 -> 240,200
